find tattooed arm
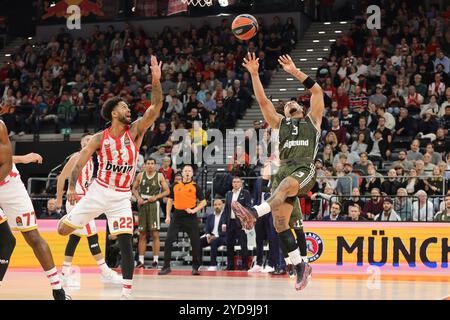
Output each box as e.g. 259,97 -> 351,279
131,55 -> 163,139
67,133 -> 102,205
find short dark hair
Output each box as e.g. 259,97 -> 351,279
145,158 -> 156,163
101,96 -> 124,121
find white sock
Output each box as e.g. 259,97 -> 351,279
153,256 -> 158,262
97,258 -> 110,275
122,279 -> 133,296
288,249 -> 302,266
254,202 -> 271,217
284,257 -> 291,265
139,255 -> 144,263
45,267 -> 62,290
62,261 -> 71,276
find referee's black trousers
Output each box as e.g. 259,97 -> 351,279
163,212 -> 201,270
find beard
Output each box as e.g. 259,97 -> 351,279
118,115 -> 132,125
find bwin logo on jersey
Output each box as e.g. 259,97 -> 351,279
283,139 -> 309,149
105,162 -> 133,174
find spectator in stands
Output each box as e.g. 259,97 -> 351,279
376,106 -> 396,131
324,131 -> 339,153
200,199 -> 227,271
368,129 -> 389,162
322,202 -> 345,221
417,111 -> 439,141
434,195 -> 450,222
321,144 -> 334,167
395,107 -> 416,137
374,198 -> 402,221
404,167 -> 425,195
149,144 -> 168,168
40,198 -> 63,219
369,85 -> 387,107
351,132 -> 368,155
412,190 -> 434,222
433,50 -> 450,74
362,188 -> 383,220
341,187 -> 364,218
381,169 -> 401,196
228,145 -> 250,177
361,164 -> 382,195
422,153 -> 437,175
390,150 -> 413,170
424,166 -> 444,208
420,94 -> 440,117
406,85 -> 424,116
223,177 -> 251,271
407,139 -> 424,161
352,117 -> 371,143
433,128 -> 448,153
353,152 -> 372,175
394,188 -> 412,221
159,157 -> 174,184
311,184 -> 335,220
330,117 -> 348,144
333,143 -> 359,167
346,205 -> 367,221
336,163 -> 359,196
56,94 -> 76,133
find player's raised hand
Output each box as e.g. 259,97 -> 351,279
278,55 -> 298,75
150,55 -> 162,81
23,152 -> 43,164
242,52 -> 259,75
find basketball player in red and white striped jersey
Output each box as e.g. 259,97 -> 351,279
0,120 -> 69,299
56,133 -> 122,287
57,55 -> 163,299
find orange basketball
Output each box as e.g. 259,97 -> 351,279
231,14 -> 258,41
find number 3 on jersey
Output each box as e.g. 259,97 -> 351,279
292,124 -> 298,135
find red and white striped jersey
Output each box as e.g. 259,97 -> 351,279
0,164 -> 20,187
76,156 -> 94,195
96,127 -> 138,191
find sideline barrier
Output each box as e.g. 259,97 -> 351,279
302,221 -> 450,278
9,219 -> 107,268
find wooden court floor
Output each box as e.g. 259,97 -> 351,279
0,268 -> 449,300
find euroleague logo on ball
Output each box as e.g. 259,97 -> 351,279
305,232 -> 324,262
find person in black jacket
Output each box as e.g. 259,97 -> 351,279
381,169 -> 402,196
200,199 -> 227,271
223,177 -> 252,270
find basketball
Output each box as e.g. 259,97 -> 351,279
231,14 -> 258,40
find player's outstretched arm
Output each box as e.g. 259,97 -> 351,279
278,55 -> 324,130
242,52 -> 283,129
13,153 -> 43,164
67,133 -> 102,205
0,120 -> 12,182
56,153 -> 79,209
132,55 -> 163,137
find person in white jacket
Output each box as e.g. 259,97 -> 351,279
412,190 -> 434,222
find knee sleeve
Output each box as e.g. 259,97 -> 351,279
87,234 -> 102,256
0,223 -> 16,257
278,235 -> 289,258
295,228 -> 307,257
278,229 -> 298,253
117,234 -> 134,280
64,234 -> 81,257
0,223 -> 16,281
